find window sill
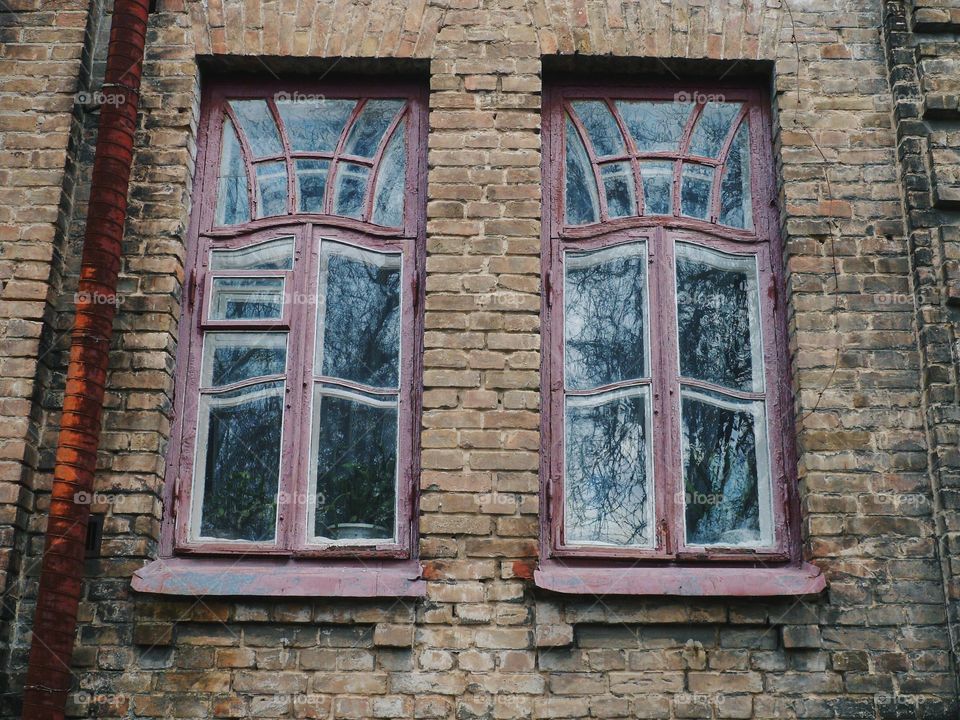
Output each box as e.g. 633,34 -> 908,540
534,560 -> 826,597
132,557 -> 426,598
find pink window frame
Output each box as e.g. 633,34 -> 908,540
160,79 -> 427,561
540,83 -> 804,569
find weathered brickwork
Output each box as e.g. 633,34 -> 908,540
0,0 -> 959,718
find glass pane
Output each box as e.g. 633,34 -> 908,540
311,387 -> 397,542
565,242 -> 648,390
196,381 -> 283,542
675,243 -> 763,392
211,237 -> 294,271
371,121 -> 406,227
209,277 -> 284,321
255,162 -> 288,218
600,162 -> 636,218
564,116 -> 599,225
317,242 -> 401,388
276,97 -> 356,152
215,118 -> 249,226
344,99 -> 404,158
201,332 -> 286,387
689,102 -> 742,158
230,100 -> 283,158
680,162 -> 713,220
719,122 -> 753,230
296,159 -> 330,214
615,100 -> 693,153
571,100 -> 624,157
332,162 -> 370,219
640,160 -> 673,215
565,389 -> 653,547
682,388 -> 770,547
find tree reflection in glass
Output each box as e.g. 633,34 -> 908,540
565,390 -> 652,546
682,390 -> 769,546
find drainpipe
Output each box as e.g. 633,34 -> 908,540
21,0 -> 150,717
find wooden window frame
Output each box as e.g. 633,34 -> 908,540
538,83 -> 821,595
156,79 -> 427,572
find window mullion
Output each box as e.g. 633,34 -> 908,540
652,226 -> 682,555
277,224 -> 311,551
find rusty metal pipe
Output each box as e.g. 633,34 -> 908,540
22,0 -> 150,716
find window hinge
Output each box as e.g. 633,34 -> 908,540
544,271 -> 552,306
171,476 -> 182,518
187,270 -> 197,312
412,271 -> 421,310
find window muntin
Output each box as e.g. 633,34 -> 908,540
170,83 -> 423,558
545,86 -> 793,563
215,95 -> 408,228
563,97 -> 753,230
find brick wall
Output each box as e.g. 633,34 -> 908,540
1,0 -> 958,718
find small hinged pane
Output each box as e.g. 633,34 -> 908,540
201,332 -> 287,388
209,277 -> 284,321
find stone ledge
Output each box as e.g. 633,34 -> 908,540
132,556 -> 426,598
534,562 -> 826,598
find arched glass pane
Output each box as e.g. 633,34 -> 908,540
565,387 -> 654,547
255,162 -> 288,218
564,242 -> 648,390
296,159 -> 330,214
719,121 -> 753,230
332,162 -> 370,219
230,100 -> 283,158
344,99 -> 404,158
639,160 -> 673,215
310,387 -> 397,542
276,98 -> 356,153
564,116 -> 599,225
675,243 -> 763,392
316,242 -> 401,389
571,100 -> 624,157
211,237 -> 294,271
680,162 -> 714,219
600,162 -> 636,218
215,118 -> 249,226
372,121 -> 406,227
681,388 -> 771,547
615,100 -> 693,153
195,381 -> 283,542
689,102 -> 742,158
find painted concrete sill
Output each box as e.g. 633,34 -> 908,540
132,557 -> 426,598
534,561 -> 826,597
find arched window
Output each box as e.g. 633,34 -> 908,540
161,81 -> 425,572
539,85 -> 816,594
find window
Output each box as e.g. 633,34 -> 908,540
539,85 -> 819,594
161,81 -> 425,565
